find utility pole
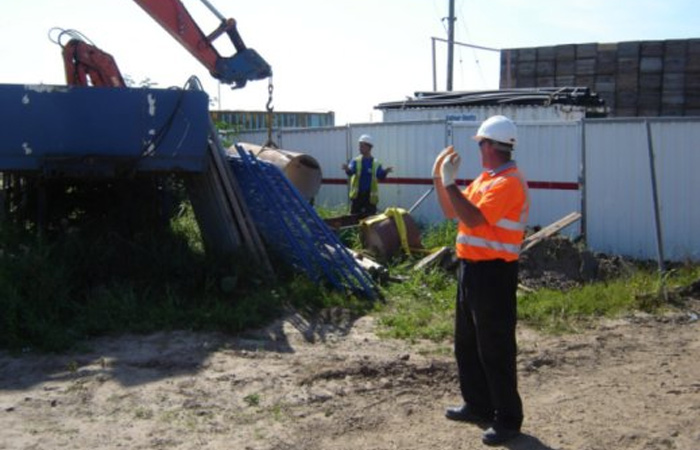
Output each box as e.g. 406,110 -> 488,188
446,0 -> 456,91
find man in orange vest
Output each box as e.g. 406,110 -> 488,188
433,115 -> 529,446
342,134 -> 393,218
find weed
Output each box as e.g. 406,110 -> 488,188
269,403 -> 285,422
419,220 -> 457,250
134,407 -> 154,420
378,267 -> 456,342
244,393 -> 261,407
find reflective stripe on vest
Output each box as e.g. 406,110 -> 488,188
496,218 -> 526,231
456,234 -> 521,256
349,156 -> 380,204
456,168 -> 530,261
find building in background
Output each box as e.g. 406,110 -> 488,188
211,110 -> 335,132
375,87 -> 607,122
500,38 -> 700,117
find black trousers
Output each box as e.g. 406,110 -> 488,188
350,191 -> 377,218
455,259 -> 523,430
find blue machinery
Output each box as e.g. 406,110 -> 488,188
0,83 -> 377,299
0,84 -> 210,175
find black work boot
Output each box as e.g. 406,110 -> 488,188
481,425 -> 521,446
445,405 -> 493,424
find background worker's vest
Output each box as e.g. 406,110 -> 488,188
349,156 -> 380,205
456,167 -> 529,262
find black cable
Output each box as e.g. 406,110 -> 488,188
140,87 -> 189,159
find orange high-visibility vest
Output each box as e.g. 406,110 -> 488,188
456,163 -> 529,262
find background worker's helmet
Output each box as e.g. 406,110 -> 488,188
358,134 -> 374,147
473,115 -> 517,148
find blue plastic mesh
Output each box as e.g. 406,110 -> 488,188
227,145 -> 377,300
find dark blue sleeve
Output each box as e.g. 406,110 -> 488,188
345,159 -> 356,176
376,164 -> 389,180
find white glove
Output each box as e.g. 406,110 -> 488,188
440,153 -> 461,187
432,146 -> 455,179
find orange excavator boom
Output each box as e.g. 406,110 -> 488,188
132,0 -> 271,88
62,37 -> 126,87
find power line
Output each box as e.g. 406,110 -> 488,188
456,0 -> 488,87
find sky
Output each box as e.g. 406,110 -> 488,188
0,0 -> 698,125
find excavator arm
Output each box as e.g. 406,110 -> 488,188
132,0 -> 271,88
61,35 -> 126,88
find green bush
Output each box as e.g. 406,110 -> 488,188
0,202 -> 371,353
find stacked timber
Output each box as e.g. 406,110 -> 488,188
184,123 -> 274,279
501,38 -> 700,117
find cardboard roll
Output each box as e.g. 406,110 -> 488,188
232,142 -> 323,202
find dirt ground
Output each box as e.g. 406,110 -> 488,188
0,303 -> 698,450
1,237 -> 699,450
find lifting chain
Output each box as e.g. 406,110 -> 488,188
264,77 -> 278,148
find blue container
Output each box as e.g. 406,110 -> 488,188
0,84 -> 210,175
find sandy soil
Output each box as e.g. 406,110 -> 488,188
1,301 -> 699,450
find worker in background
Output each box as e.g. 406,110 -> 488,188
433,115 -> 529,446
342,134 -> 393,218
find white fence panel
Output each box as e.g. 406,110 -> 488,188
518,122 -> 582,234
233,130 -> 269,148
585,119 -> 700,261
585,121 -> 663,260
276,127 -> 350,210
650,120 -> 700,261
233,117 -> 700,261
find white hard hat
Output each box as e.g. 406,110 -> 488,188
473,115 -> 517,148
358,134 -> 374,146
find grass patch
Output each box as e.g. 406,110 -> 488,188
518,282 -> 634,333
1,196 -> 697,353
419,220 -> 457,250
372,222 -> 700,340
377,265 -> 455,342
378,257 -> 700,340
518,264 -> 700,333
0,203 -> 371,353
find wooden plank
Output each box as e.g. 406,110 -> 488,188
576,43 -> 598,59
324,214 -> 361,230
207,132 -> 275,279
536,46 -> 556,61
184,119 -> 274,279
345,247 -> 388,280
521,212 -> 582,253
516,62 -> 536,77
518,48 -> 537,62
184,159 -> 241,255
617,41 -> 640,58
555,44 -> 576,61
641,41 -> 664,57
536,61 -> 555,77
640,57 -> 663,73
413,246 -> 452,272
555,60 -> 575,76
575,58 -> 596,76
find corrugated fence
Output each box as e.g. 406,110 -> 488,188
236,117 -> 700,262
